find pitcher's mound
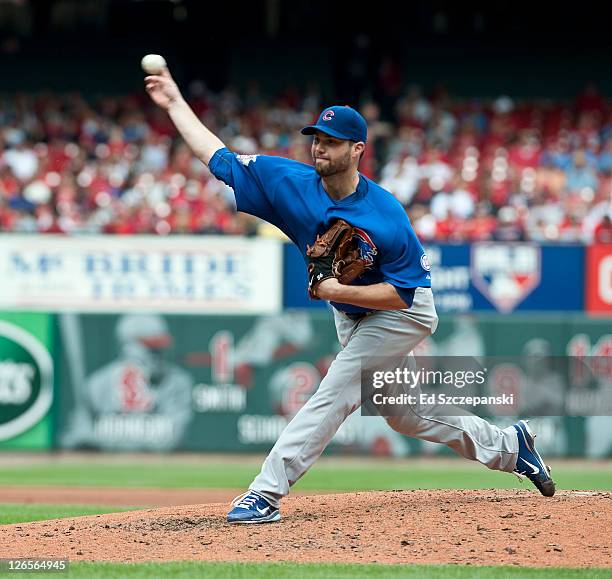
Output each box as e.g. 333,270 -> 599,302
1,490 -> 610,567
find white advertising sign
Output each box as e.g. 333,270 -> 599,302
0,235 -> 282,314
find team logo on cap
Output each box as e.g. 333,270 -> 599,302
322,110 -> 335,121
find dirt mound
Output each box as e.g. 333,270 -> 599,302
1,490 -> 610,567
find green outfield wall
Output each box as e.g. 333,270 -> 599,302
1,311 -> 610,457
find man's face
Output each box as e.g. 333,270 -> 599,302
311,131 -> 353,177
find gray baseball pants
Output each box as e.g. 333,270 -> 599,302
250,287 -> 519,507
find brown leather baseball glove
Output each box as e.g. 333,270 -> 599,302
306,219 -> 369,299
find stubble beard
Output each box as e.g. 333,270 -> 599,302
314,151 -> 352,177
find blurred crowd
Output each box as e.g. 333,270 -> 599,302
0,82 -> 611,243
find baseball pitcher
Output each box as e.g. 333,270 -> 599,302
144,67 -> 555,524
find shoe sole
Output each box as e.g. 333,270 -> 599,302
227,511 -> 281,524
517,420 -> 556,497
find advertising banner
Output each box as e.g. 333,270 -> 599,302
285,242 -> 584,313
56,310 -> 388,454
0,235 -> 282,314
0,312 -> 54,449
430,243 -> 584,313
422,314 -> 612,458
55,310 -> 611,457
586,244 -> 612,314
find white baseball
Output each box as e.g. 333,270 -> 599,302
141,54 -> 167,75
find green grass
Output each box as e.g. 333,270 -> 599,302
0,504 -> 134,525
0,460 -> 609,492
32,561 -> 612,578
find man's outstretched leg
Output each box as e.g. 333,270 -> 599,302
381,354 -> 555,497
384,409 -> 555,496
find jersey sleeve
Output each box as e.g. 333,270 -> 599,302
208,147 -> 287,225
379,222 -> 431,289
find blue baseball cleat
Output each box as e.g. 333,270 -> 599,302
513,420 -> 556,497
227,491 -> 280,524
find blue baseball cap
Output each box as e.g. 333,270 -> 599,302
301,105 -> 368,143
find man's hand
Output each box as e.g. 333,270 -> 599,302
145,68 -> 183,111
313,278 -> 341,301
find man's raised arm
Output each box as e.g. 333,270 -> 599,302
144,67 -> 225,166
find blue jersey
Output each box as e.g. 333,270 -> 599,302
208,148 -> 431,313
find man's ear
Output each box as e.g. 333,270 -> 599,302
353,141 -> 365,160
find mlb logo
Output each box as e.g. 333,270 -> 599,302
471,243 -> 541,313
